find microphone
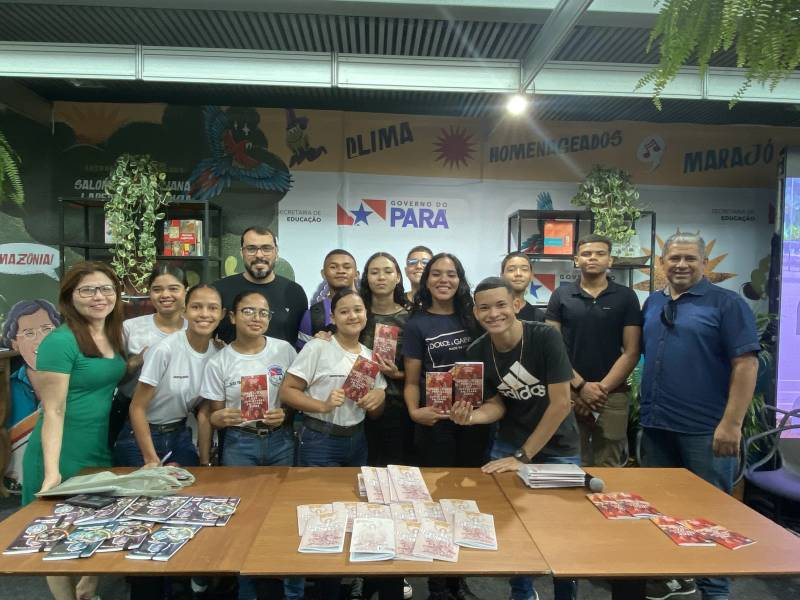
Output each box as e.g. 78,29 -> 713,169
584,473 -> 605,492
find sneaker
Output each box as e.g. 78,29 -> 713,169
404,578 -> 413,600
645,578 -> 697,600
349,576 -> 365,600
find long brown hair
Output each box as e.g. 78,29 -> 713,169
58,261 -> 125,357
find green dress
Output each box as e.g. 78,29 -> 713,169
21,325 -> 126,505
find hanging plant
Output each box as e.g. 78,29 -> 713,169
571,165 -> 641,247
0,129 -> 24,206
639,0 -> 800,108
104,154 -> 171,293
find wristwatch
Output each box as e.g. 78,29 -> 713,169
513,448 -> 531,463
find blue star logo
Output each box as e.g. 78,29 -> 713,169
528,282 -> 542,299
351,202 -> 373,226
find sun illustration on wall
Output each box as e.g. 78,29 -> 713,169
634,230 -> 736,292
433,126 -> 476,169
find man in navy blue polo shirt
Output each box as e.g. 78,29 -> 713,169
641,232 -> 759,600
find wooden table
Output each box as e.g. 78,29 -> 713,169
494,467 -> 800,598
241,467 -> 548,577
0,467 -> 287,576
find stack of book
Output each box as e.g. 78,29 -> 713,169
517,463 -> 586,488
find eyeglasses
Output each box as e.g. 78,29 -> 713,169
76,285 -> 116,298
661,301 -> 677,328
239,307 -> 274,320
242,245 -> 276,256
17,324 -> 56,340
406,258 -> 430,267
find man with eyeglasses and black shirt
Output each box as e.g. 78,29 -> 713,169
213,227 -> 308,346
640,232 -> 758,600
404,245 -> 433,305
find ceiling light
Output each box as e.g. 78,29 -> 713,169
506,93 -> 529,115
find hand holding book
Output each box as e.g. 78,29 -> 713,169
356,389 -> 385,413
449,400 -> 475,426
324,388 -> 346,412
261,407 -> 286,428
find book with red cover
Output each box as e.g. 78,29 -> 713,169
651,516 -> 716,547
425,372 -> 453,413
683,518 -> 756,550
451,362 -> 484,408
343,356 -> 381,402
543,220 -> 574,255
240,374 -> 269,425
586,493 -> 635,520
373,324 -> 400,364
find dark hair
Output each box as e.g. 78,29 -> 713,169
577,233 -> 612,253
501,251 -> 531,272
415,253 -> 476,332
185,283 -> 222,306
324,248 -> 356,265
147,263 -> 188,289
231,290 -> 269,313
58,261 -> 125,357
474,276 -> 515,297
406,245 -> 433,260
330,288 -> 363,313
359,252 -> 407,312
240,226 -> 278,249
1,299 -> 62,348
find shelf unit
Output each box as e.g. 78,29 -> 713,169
507,209 -> 657,294
58,197 -> 224,283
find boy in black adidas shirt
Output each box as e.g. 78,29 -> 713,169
453,277 -> 579,600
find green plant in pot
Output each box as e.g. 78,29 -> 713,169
571,165 -> 644,265
104,154 -> 171,294
0,129 -> 24,206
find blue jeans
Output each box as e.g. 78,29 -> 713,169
297,423 -> 368,467
222,427 -> 302,600
112,421 -> 198,467
491,438 -> 579,600
641,427 -> 736,599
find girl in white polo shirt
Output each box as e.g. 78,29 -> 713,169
114,284 -> 223,467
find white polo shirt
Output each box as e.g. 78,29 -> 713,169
120,314 -> 187,397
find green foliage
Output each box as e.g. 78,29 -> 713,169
104,154 -> 171,293
639,0 -> 800,108
571,165 -> 641,245
0,129 -> 24,206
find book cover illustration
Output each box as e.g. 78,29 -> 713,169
394,519 -> 431,561
96,520 -> 155,553
586,493 -> 634,520
373,324 -> 400,365
377,467 -> 395,503
439,499 -> 480,525
332,501 -> 361,533
360,467 -> 386,504
76,496 -> 138,525
543,220 -> 574,255
412,500 -> 446,522
349,517 -> 396,562
240,374 -> 269,425
453,511 -> 498,550
388,465 -> 432,502
412,518 -> 459,562
683,518 -> 756,550
356,503 -> 392,520
43,525 -> 114,560
126,496 -> 192,523
451,362 -> 484,408
343,356 -> 381,402
126,525 -> 202,561
296,504 -> 334,536
298,511 -> 348,554
3,517 -> 70,554
50,502 -> 95,526
616,493 -> 661,519
389,502 -> 417,522
425,372 -> 453,413
163,219 -> 203,257
167,496 -> 240,527
651,516 -> 716,547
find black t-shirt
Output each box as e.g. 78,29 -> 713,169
403,311 -> 474,405
213,273 -> 308,345
361,308 -> 410,407
544,279 -> 642,383
518,301 -> 545,323
467,321 -> 579,457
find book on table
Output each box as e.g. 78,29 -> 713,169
387,464 -> 432,502
683,518 -> 756,550
239,374 -> 270,426
586,492 -> 661,520
3,517 -> 70,554
166,496 -> 240,527
126,524 -> 203,561
43,525 -> 114,560
343,356 -> 381,402
126,496 -> 192,523
298,510 -> 348,554
360,467 -> 386,504
412,500 -> 446,521
452,511 -> 498,550
389,502 -> 417,522
651,516 -> 716,547
439,499 -> 480,525
425,372 -> 453,413
296,503 -> 335,536
349,517 -> 396,562
96,520 -> 155,552
75,496 -> 139,525
373,323 -> 400,364
517,463 -> 586,488
412,518 -> 459,562
356,502 -> 392,520
394,519 -> 431,561
332,501 -> 360,533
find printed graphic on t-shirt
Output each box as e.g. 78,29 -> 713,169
425,330 -> 472,369
496,362 -> 546,401
267,365 -> 285,386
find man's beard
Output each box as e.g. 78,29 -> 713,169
245,259 -> 273,280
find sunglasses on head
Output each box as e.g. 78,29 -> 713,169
661,301 -> 677,327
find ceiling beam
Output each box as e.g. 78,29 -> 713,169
2,42 -> 798,104
0,79 -> 52,126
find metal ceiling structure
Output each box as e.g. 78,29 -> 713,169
1,0 -> 799,126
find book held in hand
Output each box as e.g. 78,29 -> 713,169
298,510 -> 348,554
683,518 -> 756,550
349,517 -> 396,562
451,362 -> 484,408
453,511 -> 498,550
412,518 -> 459,562
373,324 -> 400,365
44,525 -> 114,560
426,372 -> 453,413
3,517 -> 70,554
96,520 -> 155,553
343,356 -> 381,402
126,525 -> 203,561
651,516 -> 716,547
240,375 -> 269,426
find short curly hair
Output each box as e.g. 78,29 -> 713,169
1,298 -> 61,348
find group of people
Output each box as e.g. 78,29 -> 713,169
20,225 -> 758,600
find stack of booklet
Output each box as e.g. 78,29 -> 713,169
517,463 -> 586,488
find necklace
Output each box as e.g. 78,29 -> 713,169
490,328 -> 524,382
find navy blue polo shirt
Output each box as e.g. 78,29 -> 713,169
640,277 -> 760,434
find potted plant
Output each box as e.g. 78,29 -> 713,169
571,165 -> 645,264
104,154 -> 171,294
0,129 -> 24,206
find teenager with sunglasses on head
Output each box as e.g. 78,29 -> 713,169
402,252 -> 488,600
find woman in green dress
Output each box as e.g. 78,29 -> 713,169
22,260 -> 127,600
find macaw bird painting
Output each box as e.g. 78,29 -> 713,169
189,106 -> 292,201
